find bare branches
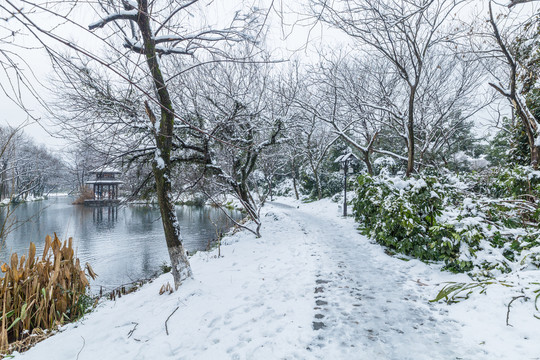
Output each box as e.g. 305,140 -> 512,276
154,0 -> 199,36
309,0 -> 471,175
508,0 -> 539,7
486,0 -> 540,167
489,2 -> 517,98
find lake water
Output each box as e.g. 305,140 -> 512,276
0,196 -> 243,292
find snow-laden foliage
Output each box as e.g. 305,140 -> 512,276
353,170 -> 540,276
470,165 -> 540,199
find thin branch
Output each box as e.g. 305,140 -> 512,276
165,306 -> 179,335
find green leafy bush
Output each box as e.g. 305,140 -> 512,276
300,170 -> 343,199
354,174 -> 467,269
353,172 -> 540,275
471,165 -> 540,200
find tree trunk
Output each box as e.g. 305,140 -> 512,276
153,163 -> 192,288
513,100 -> 539,169
138,0 -> 191,289
237,182 -> 255,217
524,128 -> 539,169
406,85 -> 417,177
363,151 -> 373,175
292,175 -> 299,200
0,161 -> 6,201
234,182 -> 261,237
488,2 -> 539,168
308,158 -> 322,200
522,120 -> 539,169
532,146 -> 539,170
268,177 -> 273,201
314,170 -> 322,200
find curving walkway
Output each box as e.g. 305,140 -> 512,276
288,200 -> 483,359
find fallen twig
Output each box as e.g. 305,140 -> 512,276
127,322 -> 138,338
506,295 -> 526,327
165,307 -> 179,336
76,336 -> 85,360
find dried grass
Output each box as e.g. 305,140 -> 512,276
72,186 -> 94,205
0,234 -> 96,355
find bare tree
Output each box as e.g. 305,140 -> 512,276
87,0 -> 266,287
3,0 -> 266,289
310,0 -> 469,176
279,64 -> 340,199
299,53 -> 384,174
485,1 -> 540,168
170,52 -> 286,236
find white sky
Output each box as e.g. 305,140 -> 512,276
0,0 -> 537,151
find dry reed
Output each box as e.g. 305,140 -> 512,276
72,186 -> 94,205
0,234 -> 96,355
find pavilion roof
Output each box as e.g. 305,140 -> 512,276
86,180 -> 124,184
89,166 -> 122,174
334,153 -> 359,163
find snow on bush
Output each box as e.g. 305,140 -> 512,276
354,169 -> 540,317
353,170 -> 540,276
373,156 -> 399,175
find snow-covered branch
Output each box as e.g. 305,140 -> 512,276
88,10 -> 138,30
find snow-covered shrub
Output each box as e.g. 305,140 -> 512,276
353,173 -> 540,275
354,174 -> 471,271
373,156 -> 400,175
471,165 -> 540,200
274,178 -> 295,197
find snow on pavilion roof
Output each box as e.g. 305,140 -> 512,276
89,166 -> 122,174
86,179 -> 124,184
334,153 -> 359,163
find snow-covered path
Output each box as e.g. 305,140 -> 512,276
14,198 -> 537,359
291,201 -> 481,359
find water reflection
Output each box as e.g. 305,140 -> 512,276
0,197 -> 243,291
93,207 -> 118,224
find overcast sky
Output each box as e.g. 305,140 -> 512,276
0,0 -> 537,153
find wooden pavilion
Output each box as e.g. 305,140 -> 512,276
84,167 -> 123,206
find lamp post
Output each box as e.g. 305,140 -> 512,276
335,152 -> 359,217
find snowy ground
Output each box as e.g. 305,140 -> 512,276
13,198 -> 540,359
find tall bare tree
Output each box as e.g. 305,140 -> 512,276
310,0 -> 469,176
3,0 -> 265,288
485,1 -> 540,168
168,51 -> 286,236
